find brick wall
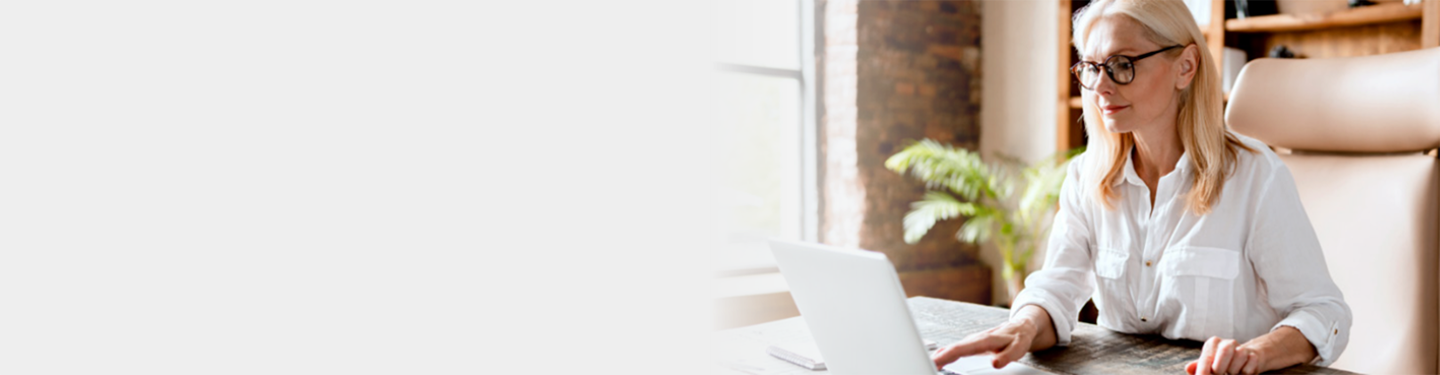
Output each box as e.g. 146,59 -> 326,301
821,0 -> 989,304
819,0 -> 863,251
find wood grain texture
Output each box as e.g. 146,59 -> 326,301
1424,0 -> 1440,48
1226,2 -> 1424,33
1207,0 -> 1226,70
1057,0 -> 1074,154
1059,0 -> 1091,153
713,297 -> 1360,375
1264,20 -> 1423,58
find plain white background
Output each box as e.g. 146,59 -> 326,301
0,1 -> 712,373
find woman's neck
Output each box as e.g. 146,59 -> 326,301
1132,126 -> 1183,182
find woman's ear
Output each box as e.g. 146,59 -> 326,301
1175,44 -> 1200,90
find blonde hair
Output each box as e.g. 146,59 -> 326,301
1072,0 -> 1253,215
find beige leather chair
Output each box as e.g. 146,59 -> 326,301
1226,46 -> 1440,374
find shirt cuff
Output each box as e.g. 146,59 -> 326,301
1009,287 -> 1073,347
1272,310 -> 1338,366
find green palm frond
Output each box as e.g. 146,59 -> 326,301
902,191 -> 978,244
888,139 -> 1085,281
885,139 -> 999,201
1018,147 -> 1084,230
1017,157 -> 1066,214
957,212 -> 995,244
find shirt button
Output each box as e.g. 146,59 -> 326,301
1141,317 -> 1148,322
1145,260 -> 1153,267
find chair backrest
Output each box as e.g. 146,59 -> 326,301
1226,47 -> 1440,375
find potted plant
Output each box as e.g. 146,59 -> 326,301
885,139 -> 1083,305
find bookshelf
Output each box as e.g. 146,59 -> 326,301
1225,2 -> 1424,32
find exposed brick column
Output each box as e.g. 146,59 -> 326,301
820,0 -> 989,304
819,0 -> 863,250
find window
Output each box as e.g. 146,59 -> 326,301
710,0 -> 816,275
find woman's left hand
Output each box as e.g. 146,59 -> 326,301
1185,336 -> 1267,375
1185,326 -> 1315,375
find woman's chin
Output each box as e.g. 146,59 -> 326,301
1102,120 -> 1133,134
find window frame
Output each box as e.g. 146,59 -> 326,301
711,0 -> 818,277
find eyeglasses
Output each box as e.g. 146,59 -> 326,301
1071,45 -> 1182,90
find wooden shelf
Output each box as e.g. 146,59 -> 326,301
1226,3 -> 1424,33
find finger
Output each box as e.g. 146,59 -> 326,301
931,344 -> 960,367
1224,344 -> 1250,375
931,335 -> 1006,367
931,345 -> 950,362
1186,361 -> 1198,375
1242,351 -> 1260,375
931,339 -> 983,365
1196,337 -> 1220,375
991,334 -> 1028,369
1212,339 -> 1236,375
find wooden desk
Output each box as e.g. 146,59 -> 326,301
713,296 -> 1357,374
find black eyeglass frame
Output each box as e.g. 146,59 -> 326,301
1071,45 -> 1183,90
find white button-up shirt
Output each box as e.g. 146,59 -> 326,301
1010,134 -> 1351,366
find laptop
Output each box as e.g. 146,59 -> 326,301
769,239 -> 1048,375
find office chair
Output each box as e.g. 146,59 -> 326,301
1226,46 -> 1440,374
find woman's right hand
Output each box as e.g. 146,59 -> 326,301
930,318 -> 1041,370
931,304 -> 1055,370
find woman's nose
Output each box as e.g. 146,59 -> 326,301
1092,70 -> 1119,96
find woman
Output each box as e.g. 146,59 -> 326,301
930,1 -> 1351,375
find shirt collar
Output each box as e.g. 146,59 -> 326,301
1114,146 -> 1191,187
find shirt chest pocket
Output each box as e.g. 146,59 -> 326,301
1159,246 -> 1241,339
1091,247 -> 1131,312
1094,247 -> 1129,280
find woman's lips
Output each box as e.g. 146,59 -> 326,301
1101,104 -> 1128,115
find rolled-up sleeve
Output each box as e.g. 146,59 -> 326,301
1247,165 -> 1352,366
1009,156 -> 1095,346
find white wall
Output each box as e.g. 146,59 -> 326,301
979,0 -> 1060,306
